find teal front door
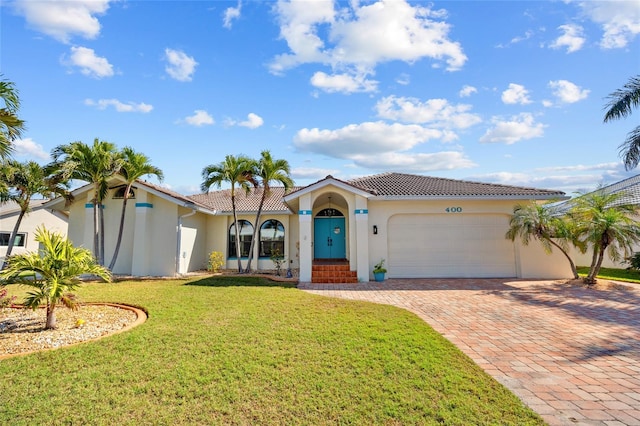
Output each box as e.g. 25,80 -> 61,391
314,217 -> 346,259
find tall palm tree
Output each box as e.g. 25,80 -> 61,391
0,76 -> 26,159
51,138 -> 122,265
506,202 -> 584,279
569,189 -> 640,284
201,155 -> 257,273
108,147 -> 164,271
244,150 -> 293,273
1,160 -> 72,269
0,227 -> 111,330
604,75 -> 640,170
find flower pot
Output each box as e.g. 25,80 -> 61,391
374,272 -> 385,282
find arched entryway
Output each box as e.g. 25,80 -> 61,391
313,208 -> 346,259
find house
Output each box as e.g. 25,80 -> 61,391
556,174 -> 640,269
0,199 -> 69,263
44,172 -> 573,281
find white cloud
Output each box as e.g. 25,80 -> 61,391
225,113 -> 264,129
374,95 -> 481,132
164,48 -> 198,82
578,1 -> 640,49
548,80 -> 590,104
480,113 -> 546,145
13,0 -> 111,43
459,85 -> 477,97
549,24 -> 585,53
85,98 -> 153,113
184,110 -> 214,126
12,138 -> 49,160
294,121 -> 444,162
291,167 -> 342,180
395,73 -> 410,85
310,71 -> 378,93
351,151 -> 476,172
223,1 -> 241,29
270,0 -> 466,94
65,46 -> 113,78
501,83 -> 532,105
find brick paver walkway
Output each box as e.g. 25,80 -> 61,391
299,279 -> 640,426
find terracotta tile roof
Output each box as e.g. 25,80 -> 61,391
552,174 -> 640,213
133,179 -> 212,210
188,186 -> 300,213
347,172 -> 566,198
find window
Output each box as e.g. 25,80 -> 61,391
0,232 -> 26,247
113,186 -> 135,199
228,220 -> 253,258
259,219 -> 285,257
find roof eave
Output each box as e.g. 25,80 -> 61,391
371,194 -> 569,201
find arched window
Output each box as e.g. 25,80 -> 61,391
259,219 -> 285,257
228,220 -> 253,258
113,186 -> 135,199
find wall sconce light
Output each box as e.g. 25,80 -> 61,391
373,225 -> 378,235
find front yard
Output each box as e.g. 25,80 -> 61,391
0,276 -> 543,425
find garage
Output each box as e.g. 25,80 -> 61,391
388,213 -> 517,278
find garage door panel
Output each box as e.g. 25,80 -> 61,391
388,214 -> 516,278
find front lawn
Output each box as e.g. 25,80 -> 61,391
576,266 -> 640,284
0,276 -> 543,425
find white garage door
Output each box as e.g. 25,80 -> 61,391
388,214 -> 516,278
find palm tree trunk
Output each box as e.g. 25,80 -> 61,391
93,199 -> 100,263
45,302 -> 57,330
244,190 -> 267,273
108,186 -> 131,271
587,245 -> 600,283
99,201 -> 106,266
231,195 -> 242,273
587,243 -> 608,284
548,238 -> 579,279
1,208 -> 26,269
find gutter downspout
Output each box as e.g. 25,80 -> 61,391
176,207 -> 197,277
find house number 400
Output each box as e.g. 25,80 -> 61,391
445,207 -> 462,212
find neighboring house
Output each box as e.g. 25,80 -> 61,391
556,174 -> 640,269
45,172 -> 572,281
0,199 -> 69,263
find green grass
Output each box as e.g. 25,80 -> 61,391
576,266 -> 640,284
1,276 -> 543,425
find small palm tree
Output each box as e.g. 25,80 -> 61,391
0,227 -> 111,330
108,147 -> 164,271
570,189 -> 640,284
1,160 -> 72,269
201,155 -> 257,273
604,74 -> 640,170
244,150 -> 293,273
506,202 -> 584,279
0,75 -> 26,159
51,139 -> 122,265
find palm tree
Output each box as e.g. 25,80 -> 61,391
569,189 -> 640,284
506,202 -> 584,279
51,139 -> 122,265
107,147 -> 164,271
0,75 -> 26,159
201,155 -> 257,273
0,227 -> 111,330
604,75 -> 640,170
244,151 -> 293,273
1,160 -> 72,269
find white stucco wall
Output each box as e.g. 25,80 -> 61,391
0,205 -> 68,262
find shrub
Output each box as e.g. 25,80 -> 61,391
625,252 -> 640,270
0,288 -> 16,308
270,249 -> 286,276
207,251 -> 224,273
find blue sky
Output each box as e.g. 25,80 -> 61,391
2,0 -> 639,196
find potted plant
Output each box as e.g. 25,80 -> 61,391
373,259 -> 387,282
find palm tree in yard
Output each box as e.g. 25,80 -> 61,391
108,147 -> 164,271
244,150 -> 293,273
201,155 -> 257,273
604,75 -> 640,170
0,75 -> 26,159
0,227 -> 111,330
51,139 -> 122,265
506,202 -> 584,279
1,160 -> 72,269
569,189 -> 640,284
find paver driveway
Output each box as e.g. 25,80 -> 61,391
300,279 -> 640,426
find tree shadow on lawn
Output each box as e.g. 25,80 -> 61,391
185,274 -> 297,289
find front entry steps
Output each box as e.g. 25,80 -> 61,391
312,260 -> 358,284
